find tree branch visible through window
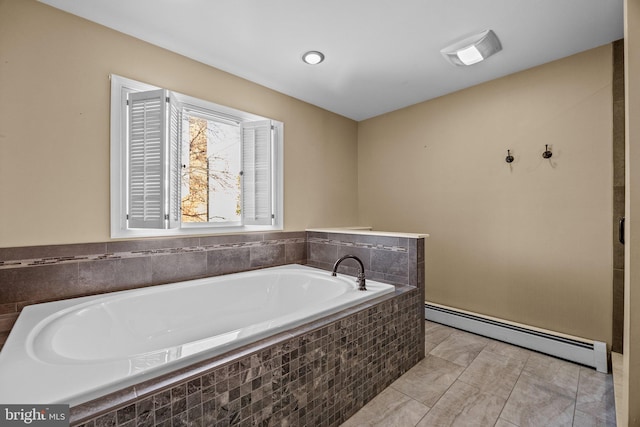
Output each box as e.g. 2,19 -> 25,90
181,117 -> 240,222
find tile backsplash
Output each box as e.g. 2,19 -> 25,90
306,231 -> 424,288
0,232 -> 306,348
0,230 -> 426,348
0,230 -> 426,426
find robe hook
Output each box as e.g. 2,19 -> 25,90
505,149 -> 514,163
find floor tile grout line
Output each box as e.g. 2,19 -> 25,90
386,384 -> 431,427
390,332 -> 444,427
450,375 -> 511,427
572,367 -> 584,427
419,339 -> 490,426
453,340 -> 517,427
426,321 -> 589,427
408,343 -> 453,425
414,328 -> 474,427
347,322 -> 614,427
572,366 -> 617,426
422,325 -> 500,425
493,341 -> 531,427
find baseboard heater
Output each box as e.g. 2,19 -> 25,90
425,302 -> 608,373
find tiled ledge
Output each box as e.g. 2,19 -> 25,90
306,227 -> 429,239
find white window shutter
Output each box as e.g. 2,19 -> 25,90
127,89 -> 180,229
167,96 -> 181,229
241,120 -> 273,225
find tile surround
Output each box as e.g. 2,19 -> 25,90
306,231 -> 424,289
71,287 -> 423,426
0,230 -> 426,426
0,232 -> 307,347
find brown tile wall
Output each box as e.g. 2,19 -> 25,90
307,231 -> 426,339
306,231 -> 425,288
0,231 -> 425,426
72,288 -> 423,427
0,232 -> 306,349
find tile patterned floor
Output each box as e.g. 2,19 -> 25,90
341,321 -> 616,427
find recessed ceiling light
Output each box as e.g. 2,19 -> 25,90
302,51 -> 325,65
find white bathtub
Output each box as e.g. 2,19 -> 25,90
0,264 -> 394,406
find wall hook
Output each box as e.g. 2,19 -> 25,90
505,149 -> 514,163
543,144 -> 553,159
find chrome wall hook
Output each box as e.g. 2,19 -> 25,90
543,144 -> 553,159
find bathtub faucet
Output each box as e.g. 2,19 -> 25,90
331,254 -> 367,291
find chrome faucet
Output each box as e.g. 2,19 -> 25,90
331,254 -> 367,291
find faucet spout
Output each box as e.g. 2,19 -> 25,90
331,254 -> 367,291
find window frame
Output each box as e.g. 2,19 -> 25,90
110,74 -> 284,239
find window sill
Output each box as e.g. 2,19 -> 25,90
110,224 -> 284,239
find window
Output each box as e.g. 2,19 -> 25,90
110,75 -> 283,238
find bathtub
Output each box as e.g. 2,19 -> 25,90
0,264 -> 395,406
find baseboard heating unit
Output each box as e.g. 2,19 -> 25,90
425,302 -> 608,373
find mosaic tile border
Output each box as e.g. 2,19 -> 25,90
0,238 -> 306,270
72,288 -> 423,427
0,236 -> 410,270
306,236 -> 408,253
306,231 -> 423,288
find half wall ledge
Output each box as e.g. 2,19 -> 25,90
306,227 -> 429,239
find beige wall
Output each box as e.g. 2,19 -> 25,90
358,46 -> 614,344
624,0 -> 640,424
0,0 -> 618,353
0,0 -> 359,248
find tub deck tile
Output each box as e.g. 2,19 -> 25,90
66,235 -> 425,427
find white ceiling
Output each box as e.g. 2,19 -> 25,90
40,0 -> 624,121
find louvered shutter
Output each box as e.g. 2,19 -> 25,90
241,120 -> 273,225
127,90 -> 180,229
168,97 -> 181,228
